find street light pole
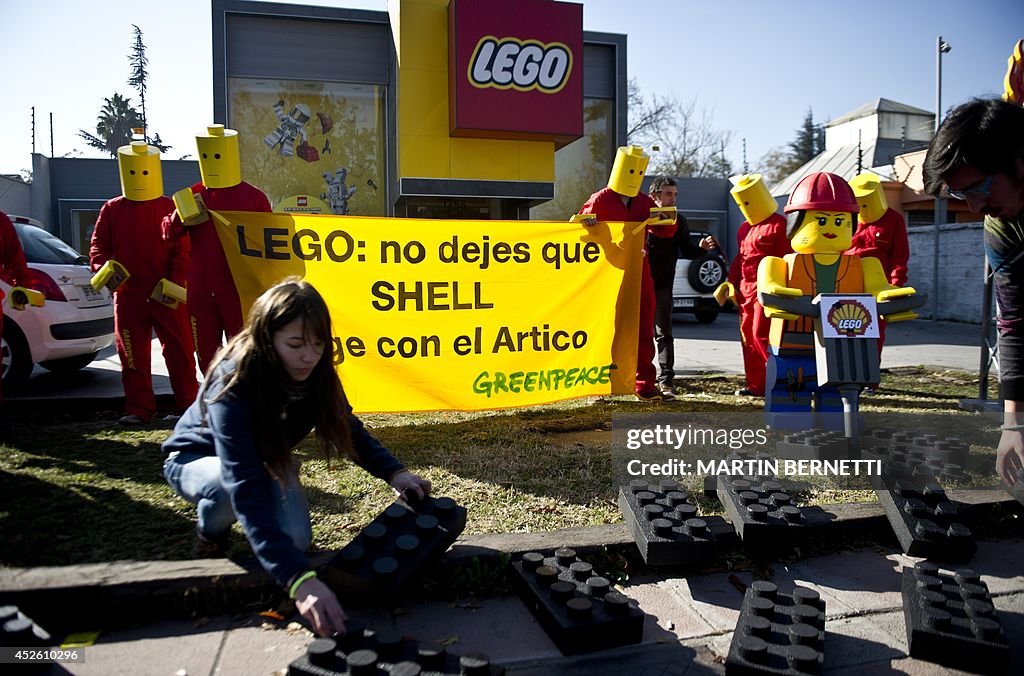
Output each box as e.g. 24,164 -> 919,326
932,35 -> 951,321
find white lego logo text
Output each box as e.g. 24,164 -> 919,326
468,36 -> 572,94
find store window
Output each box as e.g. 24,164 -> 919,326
530,98 -> 615,220
228,78 -> 387,216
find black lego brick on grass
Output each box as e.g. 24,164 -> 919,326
716,474 -> 834,547
617,479 -> 718,566
288,619 -> 502,675
902,562 -> 1009,674
320,496 -> 466,603
725,581 -> 826,675
774,430 -> 851,462
871,474 -> 976,562
509,547 -> 644,655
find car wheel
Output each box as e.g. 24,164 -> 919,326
39,351 -> 100,374
694,309 -> 719,324
1,319 -> 33,394
688,256 -> 726,293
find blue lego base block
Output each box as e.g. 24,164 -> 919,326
716,473 -> 832,548
725,582 -> 826,675
320,496 -> 467,603
902,563 -> 1009,674
774,430 -> 851,462
870,474 -> 976,563
287,620 -> 502,675
617,479 -> 718,566
509,548 -> 644,655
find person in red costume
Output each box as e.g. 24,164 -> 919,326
577,145 -> 673,400
0,210 -> 33,410
90,142 -> 199,425
163,125 -> 271,373
716,175 -> 792,397
847,173 -> 910,355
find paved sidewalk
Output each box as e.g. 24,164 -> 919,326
52,538 -> 1023,675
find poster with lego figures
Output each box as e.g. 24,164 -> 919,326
227,78 -> 386,216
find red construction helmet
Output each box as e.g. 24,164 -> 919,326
784,172 -> 859,214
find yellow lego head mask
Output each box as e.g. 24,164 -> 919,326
608,145 -> 649,197
196,124 -> 241,189
729,174 -> 777,225
117,141 -> 163,202
850,173 -> 888,224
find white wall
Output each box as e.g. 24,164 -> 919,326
0,176 -> 31,216
906,221 -> 985,323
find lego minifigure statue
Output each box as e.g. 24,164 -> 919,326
717,174 -> 792,397
90,142 -> 198,425
846,173 -> 910,354
264,101 -> 312,158
757,172 -> 919,429
163,125 -> 272,373
321,168 -> 358,215
575,145 -> 675,400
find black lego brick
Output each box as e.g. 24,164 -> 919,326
288,620 -> 503,675
871,474 -> 976,562
774,430 -> 851,462
0,605 -> 52,648
725,582 -> 826,675
902,563 -> 1009,674
716,474 -> 832,548
617,480 -> 718,566
320,496 -> 467,603
862,432 -> 970,485
509,547 -> 644,655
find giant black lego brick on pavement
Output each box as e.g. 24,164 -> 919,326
617,479 -> 718,566
0,606 -> 52,648
288,620 -> 503,675
871,473 -> 976,562
725,581 -> 826,675
509,547 -> 644,655
321,495 -> 466,603
902,562 -> 1009,674
716,473 -> 833,548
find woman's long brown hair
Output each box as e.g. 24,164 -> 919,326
201,277 -> 353,479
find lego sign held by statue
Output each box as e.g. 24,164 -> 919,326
449,0 -> 583,147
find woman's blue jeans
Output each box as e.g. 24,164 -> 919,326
163,450 -> 312,550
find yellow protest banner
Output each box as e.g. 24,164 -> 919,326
211,211 -> 644,413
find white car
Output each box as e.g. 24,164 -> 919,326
1,216 -> 115,392
672,228 -> 728,323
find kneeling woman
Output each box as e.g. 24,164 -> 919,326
163,278 -> 430,636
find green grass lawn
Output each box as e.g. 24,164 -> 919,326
0,367 -> 1005,568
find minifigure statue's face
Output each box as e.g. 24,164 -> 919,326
117,141 -> 163,202
730,173 -> 777,225
608,145 -> 649,197
196,124 -> 242,189
791,210 -> 853,254
850,174 -> 887,224
291,105 -> 311,125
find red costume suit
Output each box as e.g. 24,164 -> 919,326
728,213 -> 792,395
162,182 -> 271,372
91,196 -> 199,420
579,187 -> 663,395
846,207 -> 909,352
0,211 -> 30,403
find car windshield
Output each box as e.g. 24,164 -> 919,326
15,223 -> 87,265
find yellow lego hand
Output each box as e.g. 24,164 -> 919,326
763,284 -> 803,298
714,282 -> 736,307
8,287 -> 45,311
643,207 -> 677,228
1004,39 -> 1024,105
763,306 -> 799,321
877,286 -> 916,302
569,213 -> 598,227
884,311 -> 918,323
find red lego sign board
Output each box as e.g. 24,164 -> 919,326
448,0 -> 583,148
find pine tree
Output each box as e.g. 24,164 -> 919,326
127,25 -> 149,140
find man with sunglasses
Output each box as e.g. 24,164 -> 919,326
923,97 -> 1024,488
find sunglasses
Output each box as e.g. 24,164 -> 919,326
946,174 -> 993,202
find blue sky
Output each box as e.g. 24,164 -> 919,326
1,0 -> 1021,177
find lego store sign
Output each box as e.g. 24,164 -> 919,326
448,0 -> 583,147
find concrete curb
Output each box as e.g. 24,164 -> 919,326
2,489 -> 1016,636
